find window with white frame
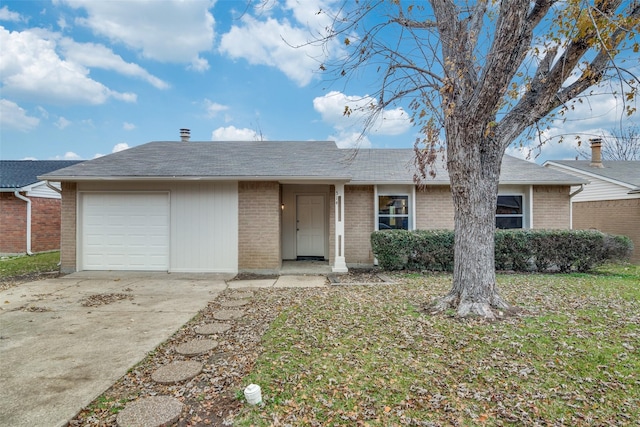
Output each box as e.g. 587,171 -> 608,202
378,195 -> 409,230
496,195 -> 523,229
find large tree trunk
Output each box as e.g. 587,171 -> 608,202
429,127 -> 512,319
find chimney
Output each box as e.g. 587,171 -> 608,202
589,138 -> 604,168
180,128 -> 190,142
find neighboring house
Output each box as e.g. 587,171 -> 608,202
1,160 -> 82,255
40,132 -> 585,274
544,139 -> 640,263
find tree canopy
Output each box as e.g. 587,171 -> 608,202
318,0 -> 639,318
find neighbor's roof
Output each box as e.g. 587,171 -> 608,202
39,140 -> 585,186
1,160 -> 83,189
40,141 -> 351,181
346,149 -> 586,185
544,160 -> 640,192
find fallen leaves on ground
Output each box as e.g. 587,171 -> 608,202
68,267 -> 639,426
80,293 -> 134,307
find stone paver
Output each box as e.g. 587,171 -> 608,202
227,279 -> 275,289
151,361 -> 203,384
174,339 -> 218,356
116,395 -> 183,427
220,299 -> 250,307
194,322 -> 231,335
228,291 -> 254,299
274,275 -> 328,288
213,309 -> 245,320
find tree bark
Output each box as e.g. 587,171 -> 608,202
428,124 -> 512,319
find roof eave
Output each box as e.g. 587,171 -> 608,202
39,175 -> 353,182
544,161 -> 635,189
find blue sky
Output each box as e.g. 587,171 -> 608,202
1,0 -> 638,164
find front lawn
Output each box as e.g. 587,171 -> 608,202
234,264 -> 640,426
0,251 -> 60,280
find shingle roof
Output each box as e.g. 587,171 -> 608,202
346,149 -> 586,185
39,140 -> 585,186
544,160 -> 640,190
1,160 -> 83,189
40,141 -> 351,180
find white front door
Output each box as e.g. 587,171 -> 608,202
296,195 -> 325,257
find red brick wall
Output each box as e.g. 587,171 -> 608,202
0,193 -> 63,254
0,193 -> 27,253
238,181 -> 281,271
31,197 -> 62,252
573,199 -> 640,264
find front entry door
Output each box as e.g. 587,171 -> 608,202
296,195 -> 325,258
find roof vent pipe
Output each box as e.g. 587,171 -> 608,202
180,128 -> 190,142
589,138 -> 604,168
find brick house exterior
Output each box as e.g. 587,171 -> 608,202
42,139 -> 584,274
545,144 -> 640,263
1,161 -> 82,255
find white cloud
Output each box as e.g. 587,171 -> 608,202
0,6 -> 24,22
220,15 -> 326,87
51,151 -> 82,160
211,126 -> 261,141
331,130 -> 372,149
58,37 -> 169,89
313,91 -> 412,137
112,142 -> 130,153
218,0 -> 344,86
188,56 -> 210,72
59,0 -> 215,64
511,89 -> 639,163
204,99 -> 229,118
55,116 -> 71,129
0,99 -> 40,131
0,27 -> 137,105
123,122 -> 135,131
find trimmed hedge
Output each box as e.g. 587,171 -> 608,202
371,229 -> 633,273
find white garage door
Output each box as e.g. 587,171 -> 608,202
81,193 -> 169,271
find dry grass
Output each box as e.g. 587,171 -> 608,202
67,264 -> 639,426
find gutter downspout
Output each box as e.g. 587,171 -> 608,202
14,191 -> 34,255
46,181 -> 62,195
568,184 -> 585,230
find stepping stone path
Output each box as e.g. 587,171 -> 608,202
229,291 -> 254,299
151,360 -> 203,384
175,339 -> 218,356
220,299 -> 250,307
213,309 -> 245,320
118,289 -> 254,426
194,322 -> 231,335
116,395 -> 183,427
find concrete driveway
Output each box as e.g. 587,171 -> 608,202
0,271 -> 231,427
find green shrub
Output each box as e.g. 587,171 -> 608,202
370,229 -> 633,272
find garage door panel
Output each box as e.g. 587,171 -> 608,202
81,193 -> 169,271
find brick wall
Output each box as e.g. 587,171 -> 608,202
238,181 -> 281,271
344,185 -> 374,264
0,193 -> 27,253
532,185 -> 571,229
60,182 -> 77,273
573,198 -> 640,264
0,193 -> 63,254
31,197 -> 63,252
415,186 -> 455,229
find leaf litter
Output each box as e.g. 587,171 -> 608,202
68,267 -> 639,426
